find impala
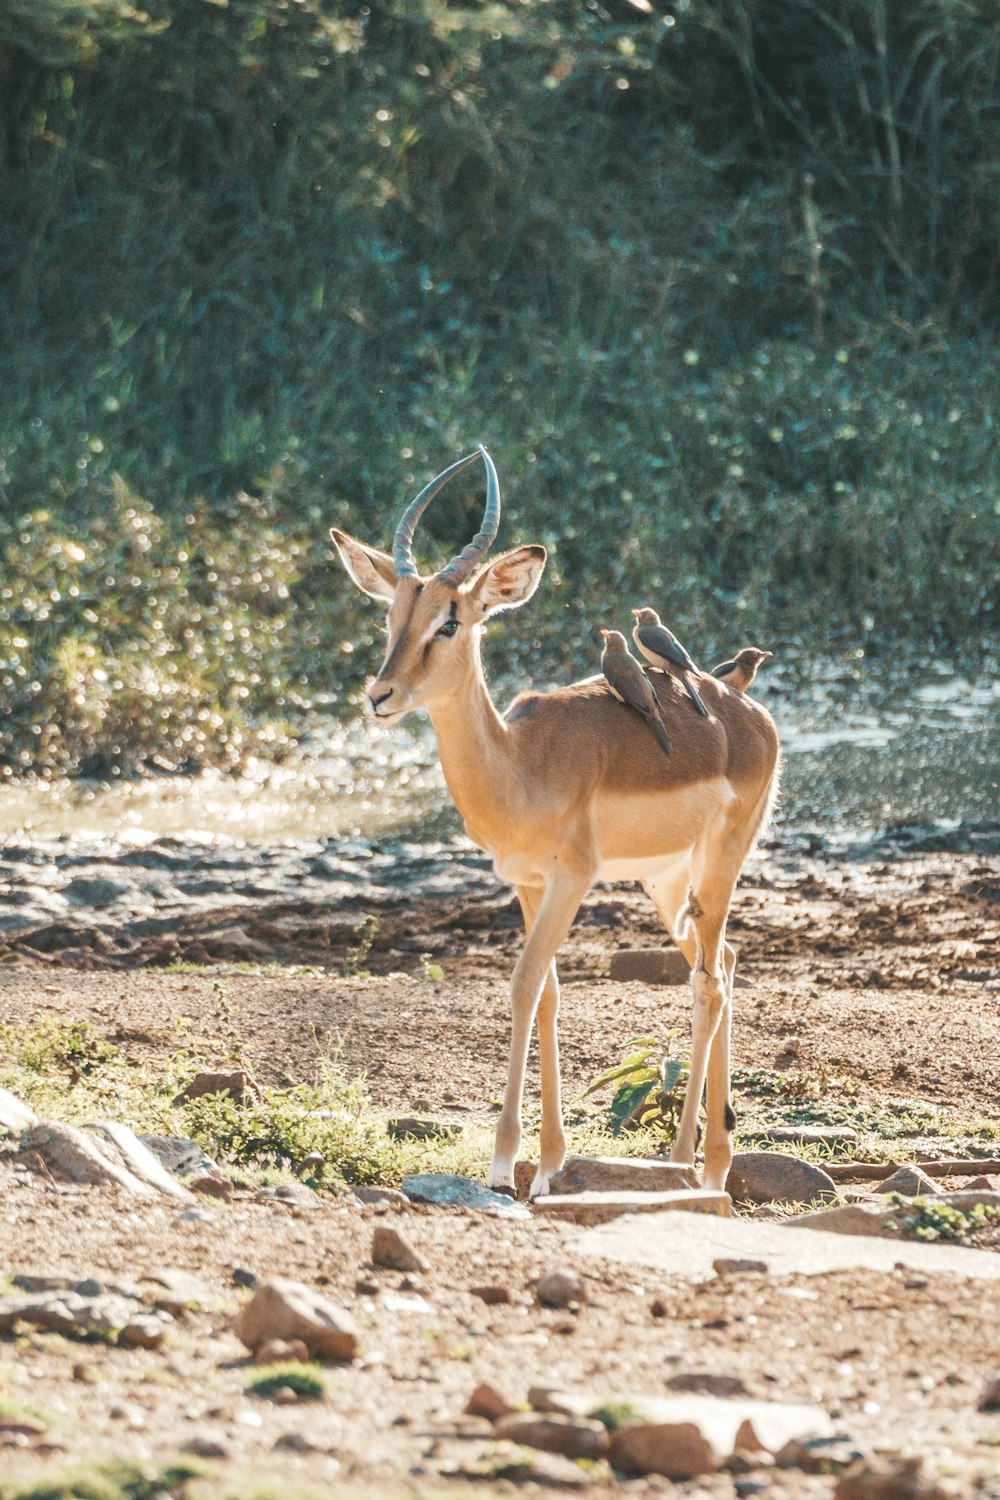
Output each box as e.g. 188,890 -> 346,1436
330,448 -> 780,1200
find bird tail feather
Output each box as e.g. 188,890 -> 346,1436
686,679 -> 710,716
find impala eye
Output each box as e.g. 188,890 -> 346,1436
436,619 -> 460,638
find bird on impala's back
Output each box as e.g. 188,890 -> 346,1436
631,607 -> 710,717
711,646 -> 773,694
600,629 -> 673,756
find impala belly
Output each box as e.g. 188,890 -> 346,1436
594,776 -> 737,877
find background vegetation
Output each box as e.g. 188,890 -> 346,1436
2,0 -> 999,774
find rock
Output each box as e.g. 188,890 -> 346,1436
63,876 -> 128,908
139,1135 -> 221,1179
381,1291 -> 434,1315
790,1202 -> 900,1236
256,1338 -> 310,1365
0,1086 -> 37,1134
19,1123 -> 188,1200
727,1152 -> 838,1207
528,1387 -> 595,1418
295,1150 -> 325,1178
371,1225 -> 429,1274
577,1205 -> 1000,1282
120,1314 -> 170,1349
978,1375 -> 1000,1411
776,1435 -> 870,1472
84,1122 -> 192,1201
352,1185 -> 409,1209
254,1183 -> 320,1208
233,1267 -> 258,1289
174,1070 -> 249,1105
548,1155 -> 697,1195
532,1188 -> 730,1225
609,1420 -> 719,1480
471,1284 -> 512,1305
713,1258 -> 769,1277
875,1166 -> 941,1197
609,948 -> 690,985
388,1116 -> 463,1141
493,1413 -> 608,1461
0,1416 -> 47,1437
833,1455 -> 948,1499
142,1268 -> 215,1315
536,1271 -> 588,1309
0,1291 -> 171,1344
402,1173 -> 531,1219
465,1382 -> 516,1421
184,1436 -> 229,1460
756,1125 -> 859,1148
963,1175 -> 995,1191
190,1174 -> 235,1201
666,1372 -> 752,1398
934,1189 -> 1000,1212
274,1432 -> 323,1453
607,1394 -> 832,1480
235,1278 -> 360,1361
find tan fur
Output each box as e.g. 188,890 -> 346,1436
330,521 -> 780,1199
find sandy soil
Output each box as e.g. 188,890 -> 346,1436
1,845 -> 999,1494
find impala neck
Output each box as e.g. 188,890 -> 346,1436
427,647 -> 513,846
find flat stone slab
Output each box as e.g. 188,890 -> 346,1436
0,1086 -> 37,1134
576,1208 -> 1000,1281
402,1174 -> 531,1219
533,1190 -> 731,1226
548,1156 -> 698,1196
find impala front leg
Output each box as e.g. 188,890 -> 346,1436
488,871 -> 590,1196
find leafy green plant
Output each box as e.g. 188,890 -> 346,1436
889,1193 -> 1000,1243
341,916 -> 378,979
581,1034 -> 690,1143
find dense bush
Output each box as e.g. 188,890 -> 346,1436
1,1 -> 998,772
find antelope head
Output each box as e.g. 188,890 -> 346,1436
330,447 -> 546,722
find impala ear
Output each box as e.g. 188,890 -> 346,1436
467,545 -> 547,619
329,528 -> 397,603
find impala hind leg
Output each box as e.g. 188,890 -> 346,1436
487,872 -> 589,1196
644,870 -> 736,1184
671,863 -> 741,1192
516,886 -> 567,1199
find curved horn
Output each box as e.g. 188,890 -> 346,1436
392,450 -> 482,577
437,445 -> 501,584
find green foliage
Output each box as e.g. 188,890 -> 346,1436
589,1400 -> 645,1432
0,1459 -> 208,1500
0,2 -> 999,771
341,916 -> 378,979
245,1363 -> 328,1401
581,1033 -> 689,1142
889,1193 -> 1000,1242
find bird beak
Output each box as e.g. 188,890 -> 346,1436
630,609 -> 640,618
600,630 -> 609,638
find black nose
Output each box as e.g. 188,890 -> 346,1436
369,687 -> 393,712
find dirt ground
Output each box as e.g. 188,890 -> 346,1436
1,843 -> 999,1495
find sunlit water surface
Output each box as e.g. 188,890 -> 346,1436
0,662 -> 997,860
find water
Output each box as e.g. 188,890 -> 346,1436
0,660 -> 996,928
1,660 -> 996,846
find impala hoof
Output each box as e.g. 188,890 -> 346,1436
529,1167 -> 551,1200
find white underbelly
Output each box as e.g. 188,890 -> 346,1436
594,776 -> 737,870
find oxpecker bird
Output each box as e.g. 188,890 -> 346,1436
711,646 -> 773,694
631,607 -> 710,718
600,630 -> 673,756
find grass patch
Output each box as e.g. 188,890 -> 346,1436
0,1460 -> 210,1500
245,1363 -> 328,1402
